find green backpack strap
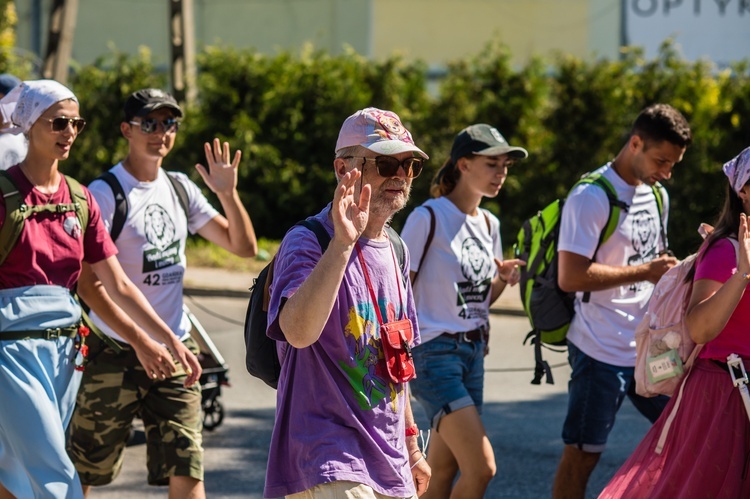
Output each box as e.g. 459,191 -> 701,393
573,173 -> 630,256
0,170 -> 26,266
63,175 -> 89,235
573,173 -> 630,303
651,182 -> 669,253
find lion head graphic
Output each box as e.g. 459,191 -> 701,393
460,237 -> 492,283
144,204 -> 176,250
631,209 -> 657,256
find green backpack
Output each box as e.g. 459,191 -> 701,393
0,170 -> 125,352
513,172 -> 665,385
0,170 -> 89,266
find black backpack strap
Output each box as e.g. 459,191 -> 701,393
296,219 -> 406,284
385,225 -> 407,279
296,219 -> 332,252
166,172 -> 190,220
412,205 -> 436,285
481,208 -> 491,236
97,171 -> 129,243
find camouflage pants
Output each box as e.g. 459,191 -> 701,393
67,333 -> 203,486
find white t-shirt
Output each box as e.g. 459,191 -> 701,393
88,163 -> 219,343
401,196 -> 503,343
558,163 -> 669,366
0,133 -> 27,170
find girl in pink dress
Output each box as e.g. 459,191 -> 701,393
600,146 -> 750,498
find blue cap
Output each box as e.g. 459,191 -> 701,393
0,74 -> 21,96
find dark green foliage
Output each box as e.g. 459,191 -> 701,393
65,49 -> 166,182
3,38 -> 749,254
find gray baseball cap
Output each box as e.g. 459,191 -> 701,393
450,124 -> 528,163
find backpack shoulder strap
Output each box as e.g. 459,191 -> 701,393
385,225 -> 406,274
574,172 -> 629,303
296,219 -> 332,252
63,175 -> 89,236
166,172 -> 190,221
575,173 -> 629,249
481,208 -> 491,236
652,182 -> 669,252
412,205 -> 436,285
96,171 -> 129,243
262,219 -> 332,312
0,170 -> 26,266
294,218 -> 406,282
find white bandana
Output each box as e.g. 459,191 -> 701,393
723,147 -> 750,194
0,79 -> 77,135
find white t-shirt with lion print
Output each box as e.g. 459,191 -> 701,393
88,163 -> 218,343
401,196 -> 503,343
559,162 -> 669,367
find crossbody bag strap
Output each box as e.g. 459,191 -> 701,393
355,240 -> 405,323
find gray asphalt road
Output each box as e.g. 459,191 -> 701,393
87,296 -> 652,498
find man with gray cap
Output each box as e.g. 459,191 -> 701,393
264,107 -> 431,498
0,73 -> 26,170
68,88 -> 258,498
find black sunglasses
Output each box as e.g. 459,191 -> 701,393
343,156 -> 424,178
46,116 -> 86,133
129,117 -> 180,134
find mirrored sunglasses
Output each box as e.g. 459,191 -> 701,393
344,156 -> 425,178
46,116 -> 86,133
129,118 -> 180,134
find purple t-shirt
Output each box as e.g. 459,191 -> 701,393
263,206 -> 420,498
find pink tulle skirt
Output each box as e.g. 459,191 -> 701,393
600,358 -> 750,499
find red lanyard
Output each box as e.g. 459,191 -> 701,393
355,238 -> 405,324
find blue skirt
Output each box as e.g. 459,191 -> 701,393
0,285 -> 84,498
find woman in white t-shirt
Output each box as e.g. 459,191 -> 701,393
401,124 -> 527,498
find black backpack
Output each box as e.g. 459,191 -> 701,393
244,219 -> 406,389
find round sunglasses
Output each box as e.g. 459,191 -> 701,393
129,117 -> 181,134
343,156 -> 425,178
45,116 -> 86,134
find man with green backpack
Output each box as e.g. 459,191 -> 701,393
550,104 -> 692,499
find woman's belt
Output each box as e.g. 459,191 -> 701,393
440,325 -> 489,343
0,324 -> 80,341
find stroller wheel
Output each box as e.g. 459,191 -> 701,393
203,398 -> 225,431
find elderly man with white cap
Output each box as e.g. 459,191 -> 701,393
263,108 -> 431,498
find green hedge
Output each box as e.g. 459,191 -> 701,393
4,40 -> 750,257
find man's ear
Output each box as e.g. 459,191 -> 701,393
629,134 -> 643,152
334,157 -> 351,179
120,121 -> 132,139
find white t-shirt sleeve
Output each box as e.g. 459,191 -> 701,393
400,206 -> 432,273
87,178 -> 116,233
168,172 -> 219,234
558,183 -> 611,260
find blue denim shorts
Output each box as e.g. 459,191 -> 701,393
562,341 -> 668,453
409,333 -> 485,430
